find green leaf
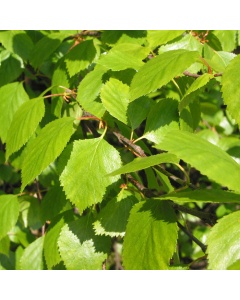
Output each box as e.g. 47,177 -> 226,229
130,50 -> 199,101
156,130 -> 240,192
221,54 -> 240,126
143,99 -> 179,143
65,39 -> 96,77
6,97 -> 45,160
21,117 -> 76,191
127,96 -> 154,130
0,236 -> 10,256
101,30 -> 147,46
0,50 -> 23,87
122,200 -> 178,269
147,30 -> 185,49
0,82 -> 29,143
43,210 -> 75,269
93,189 -> 138,237
108,153 -> 179,176
204,44 -> 236,73
158,33 -> 203,54
213,30 -> 237,52
180,100 -> 201,132
77,65 -> 106,118
58,215 -> 111,270
100,78 -> 129,124
51,59 -> 70,117
60,137 -> 122,213
41,184 -> 72,222
0,30 -> 34,61
157,189 -> 240,204
179,74 -> 214,112
29,32 -> 69,68
18,195 -> 42,230
97,43 -> 150,71
20,236 -> 45,270
0,195 -> 19,240
207,210 -> 240,269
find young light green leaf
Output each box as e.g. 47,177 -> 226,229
179,73 -> 214,112
207,210 -> 240,269
156,130 -> 240,192
100,78 -> 129,124
108,153 -> 179,176
58,215 -> 111,270
20,236 -> 45,270
6,97 -> 45,160
130,49 -> 200,101
60,137 -> 122,213
158,33 -> 203,54
97,43 -> 150,71
77,65 -> 107,118
204,44 -> 236,73
221,54 -> 240,126
43,210 -> 75,269
0,195 -> 19,240
65,39 -> 97,77
21,117 -> 76,191
213,30 -> 237,52
147,30 -> 185,50
0,82 -> 29,143
29,32 -> 70,68
157,189 -> 240,204
93,189 -> 138,237
122,200 -> 178,269
143,99 -> 179,143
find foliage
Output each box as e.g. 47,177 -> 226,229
0,30 -> 240,270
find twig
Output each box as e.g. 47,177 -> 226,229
183,70 -> 223,78
177,221 -> 207,253
112,131 -> 147,157
173,203 -> 216,226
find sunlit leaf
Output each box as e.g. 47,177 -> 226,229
21,117 -> 76,191
60,137 -> 122,213
108,153 -> 178,176
221,54 -> 240,126
130,49 -> 199,101
122,200 -> 178,269
0,82 -> 29,143
0,195 -> 19,240
58,215 -> 111,270
156,130 -> 240,192
207,210 -> 240,269
6,97 -> 45,160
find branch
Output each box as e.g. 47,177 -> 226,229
177,221 -> 207,253
183,70 -> 223,78
173,203 -> 217,226
112,131 -> 147,157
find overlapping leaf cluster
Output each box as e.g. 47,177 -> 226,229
0,30 -> 240,270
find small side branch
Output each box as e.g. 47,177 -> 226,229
183,70 -> 223,78
177,221 -> 207,253
112,131 -> 147,157
173,203 -> 217,226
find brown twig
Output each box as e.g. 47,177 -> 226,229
112,131 -> 147,157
